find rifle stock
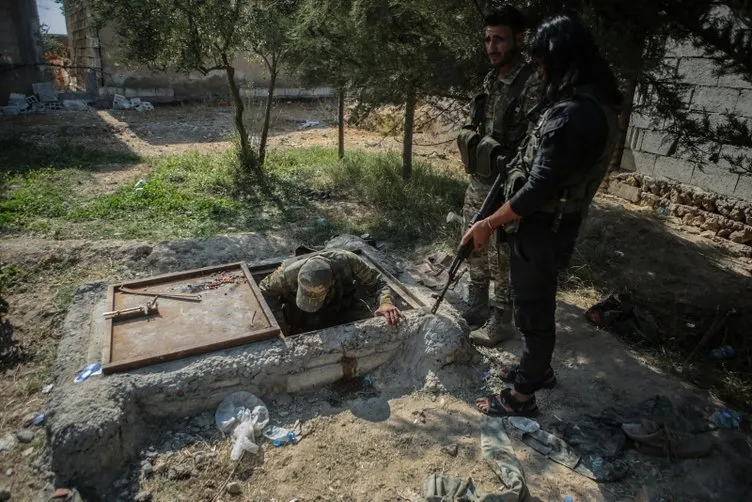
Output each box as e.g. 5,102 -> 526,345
431,159 -> 507,314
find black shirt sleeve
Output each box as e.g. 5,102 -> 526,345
509,98 -> 608,217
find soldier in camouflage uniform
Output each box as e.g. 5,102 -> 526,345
458,6 -> 538,346
259,249 -> 402,332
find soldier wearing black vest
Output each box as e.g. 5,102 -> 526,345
464,14 -> 623,416
456,6 -> 537,346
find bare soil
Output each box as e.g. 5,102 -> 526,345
1,101 -> 751,502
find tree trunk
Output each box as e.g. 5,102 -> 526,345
259,60 -> 278,167
609,76 -> 638,173
338,88 -> 345,159
224,61 -> 258,173
402,87 -> 416,181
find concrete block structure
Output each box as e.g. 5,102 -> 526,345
0,0 -> 49,103
622,33 -> 752,202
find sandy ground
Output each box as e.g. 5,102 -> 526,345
1,101 -> 751,502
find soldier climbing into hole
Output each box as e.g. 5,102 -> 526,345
259,249 -> 403,333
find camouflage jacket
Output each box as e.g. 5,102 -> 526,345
259,249 -> 393,312
478,60 -> 540,162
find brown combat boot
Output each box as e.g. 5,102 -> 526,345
469,306 -> 517,347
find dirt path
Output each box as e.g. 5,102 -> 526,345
1,102 -> 751,502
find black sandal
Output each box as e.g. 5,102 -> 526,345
499,365 -> 557,389
476,388 -> 539,417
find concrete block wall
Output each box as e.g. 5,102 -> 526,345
622,40 -> 752,202
0,0 -> 48,102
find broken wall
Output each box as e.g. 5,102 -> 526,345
620,9 -> 752,202
0,0 -> 49,103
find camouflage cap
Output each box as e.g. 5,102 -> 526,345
296,257 -> 333,313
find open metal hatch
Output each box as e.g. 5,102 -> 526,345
102,251 -> 423,374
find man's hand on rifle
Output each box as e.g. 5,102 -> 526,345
462,218 -> 495,250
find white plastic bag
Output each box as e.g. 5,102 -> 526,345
215,391 -> 269,461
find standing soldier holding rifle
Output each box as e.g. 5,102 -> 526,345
461,13 -> 623,417
456,6 -> 537,346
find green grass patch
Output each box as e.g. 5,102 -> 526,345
0,138 -> 140,173
1,145 -> 466,247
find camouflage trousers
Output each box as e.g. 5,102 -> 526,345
462,176 -> 509,304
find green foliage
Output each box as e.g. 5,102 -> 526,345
269,148 -> 467,246
1,146 -> 464,248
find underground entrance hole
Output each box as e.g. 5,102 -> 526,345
101,249 -> 424,373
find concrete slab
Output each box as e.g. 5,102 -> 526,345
46,239 -> 471,497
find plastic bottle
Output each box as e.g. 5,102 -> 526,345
563,496 -> 574,502
507,416 -> 540,433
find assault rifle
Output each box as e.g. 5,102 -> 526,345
431,158 -> 507,314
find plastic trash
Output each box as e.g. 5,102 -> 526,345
709,345 -> 734,360
134,179 -> 146,191
262,425 -> 291,442
272,431 -> 297,447
563,496 -> 574,502
74,362 -> 102,383
32,413 -> 45,426
712,408 -> 743,429
215,392 -> 269,461
507,416 -> 540,433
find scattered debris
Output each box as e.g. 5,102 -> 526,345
262,425 -> 292,442
412,410 -> 427,424
440,443 -> 459,457
585,291 -> 659,344
42,384 -> 54,394
446,211 -> 464,225
0,433 -> 17,453
134,179 -> 147,191
167,465 -> 193,480
215,391 -> 269,461
712,408 -> 743,429
74,362 -> 103,383
507,416 -> 540,433
204,273 -> 245,290
298,120 -> 321,129
112,94 -> 154,111
226,481 -> 242,495
622,420 -> 712,458
271,431 -> 297,448
31,412 -> 46,427
22,446 -> 34,457
15,430 -> 34,443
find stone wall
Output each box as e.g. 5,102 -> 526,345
620,38 -> 752,202
609,172 -> 752,248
